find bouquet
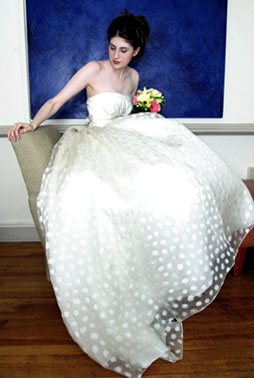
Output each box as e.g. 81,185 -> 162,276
132,87 -> 165,113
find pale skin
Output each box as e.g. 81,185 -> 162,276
8,36 -> 140,142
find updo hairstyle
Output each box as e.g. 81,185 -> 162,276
107,10 -> 150,61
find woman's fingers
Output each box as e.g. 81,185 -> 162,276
7,129 -> 11,141
15,128 -> 21,140
8,123 -> 19,141
8,125 -> 19,142
8,123 -> 33,142
7,127 -> 17,142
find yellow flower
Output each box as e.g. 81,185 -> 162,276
147,88 -> 161,97
137,92 -> 151,106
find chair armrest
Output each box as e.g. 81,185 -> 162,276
11,125 -> 61,197
11,125 -> 61,243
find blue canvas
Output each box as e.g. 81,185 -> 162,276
26,0 -> 227,119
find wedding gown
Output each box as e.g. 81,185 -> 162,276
37,92 -> 254,378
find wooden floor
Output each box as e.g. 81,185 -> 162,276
0,243 -> 254,378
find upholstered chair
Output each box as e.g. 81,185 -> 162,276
11,126 -> 61,279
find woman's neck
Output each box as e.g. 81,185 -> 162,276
106,60 -> 129,79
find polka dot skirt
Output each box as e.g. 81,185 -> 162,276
37,99 -> 254,377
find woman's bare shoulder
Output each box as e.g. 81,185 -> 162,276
129,67 -> 139,85
81,60 -> 111,79
80,60 -> 103,73
129,66 -> 139,78
129,67 -> 139,94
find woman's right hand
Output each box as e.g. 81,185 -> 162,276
8,122 -> 35,142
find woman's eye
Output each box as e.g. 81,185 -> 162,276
109,46 -> 127,53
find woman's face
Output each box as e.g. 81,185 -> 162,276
109,36 -> 140,69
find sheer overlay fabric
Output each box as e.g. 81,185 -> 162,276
37,92 -> 254,378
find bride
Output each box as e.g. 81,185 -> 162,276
8,10 -> 254,378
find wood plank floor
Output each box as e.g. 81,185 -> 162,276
0,242 -> 254,378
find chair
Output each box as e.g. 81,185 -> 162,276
11,126 -> 61,280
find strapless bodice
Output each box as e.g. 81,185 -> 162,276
86,92 -> 133,127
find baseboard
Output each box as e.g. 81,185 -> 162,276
0,224 -> 40,242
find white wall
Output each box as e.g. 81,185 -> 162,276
0,0 -> 254,239
0,0 -> 34,238
0,0 -> 30,125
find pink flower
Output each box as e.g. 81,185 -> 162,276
149,99 -> 161,113
132,94 -> 140,105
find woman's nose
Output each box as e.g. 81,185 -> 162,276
114,49 -> 119,58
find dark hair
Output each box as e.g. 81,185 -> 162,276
107,10 -> 150,61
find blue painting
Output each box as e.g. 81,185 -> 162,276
26,0 -> 227,119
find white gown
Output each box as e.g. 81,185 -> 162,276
37,92 -> 254,378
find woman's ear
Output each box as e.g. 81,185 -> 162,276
133,47 -> 140,57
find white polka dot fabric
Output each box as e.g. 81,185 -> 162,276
37,92 -> 254,377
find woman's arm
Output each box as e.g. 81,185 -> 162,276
8,61 -> 100,141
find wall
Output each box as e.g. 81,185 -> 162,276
0,0 -> 254,241
0,0 -> 30,125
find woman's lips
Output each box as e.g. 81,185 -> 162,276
113,60 -> 120,65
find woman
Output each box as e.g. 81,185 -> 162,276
8,11 -> 146,139
8,10 -> 254,378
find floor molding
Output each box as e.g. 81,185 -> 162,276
0,224 -> 40,242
